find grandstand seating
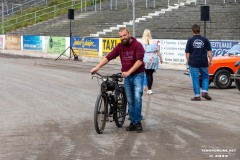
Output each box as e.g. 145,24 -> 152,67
7,0 -> 240,40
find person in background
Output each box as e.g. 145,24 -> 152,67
141,29 -> 163,94
91,27 -> 145,133
185,24 -> 213,101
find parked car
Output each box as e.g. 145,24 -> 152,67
185,43 -> 240,89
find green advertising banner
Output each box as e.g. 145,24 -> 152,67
47,37 -> 66,54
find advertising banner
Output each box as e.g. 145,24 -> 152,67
71,37 -> 99,58
47,37 -> 66,54
0,35 -> 4,49
23,35 -> 43,51
210,40 -> 240,57
160,39 -> 187,64
5,34 -> 21,50
102,38 -> 121,57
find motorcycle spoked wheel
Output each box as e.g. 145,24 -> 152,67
234,69 -> 240,91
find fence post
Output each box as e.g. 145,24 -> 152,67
81,0 -> 82,12
6,4 -> 8,15
95,0 -> 97,11
54,5 -> 56,17
110,0 -> 112,10
35,12 -> 37,23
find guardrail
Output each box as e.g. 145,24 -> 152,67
194,0 -> 240,5
0,0 -> 48,17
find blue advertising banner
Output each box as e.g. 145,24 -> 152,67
210,40 -> 240,57
71,37 -> 82,48
71,37 -> 99,51
23,35 -> 43,50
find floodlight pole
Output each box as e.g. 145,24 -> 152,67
132,0 -> 135,37
2,2 -> 4,34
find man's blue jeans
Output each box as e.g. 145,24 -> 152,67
189,66 -> 209,97
124,72 -> 144,125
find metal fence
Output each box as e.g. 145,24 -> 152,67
193,0 -> 240,5
0,0 -> 48,17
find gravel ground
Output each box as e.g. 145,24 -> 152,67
0,54 -> 239,160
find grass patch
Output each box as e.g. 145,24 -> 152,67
0,0 -> 103,34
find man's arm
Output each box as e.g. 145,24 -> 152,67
208,50 -> 213,66
122,60 -> 143,78
185,52 -> 190,72
90,57 -> 109,74
186,52 -> 190,64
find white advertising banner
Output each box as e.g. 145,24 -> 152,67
160,39 -> 187,64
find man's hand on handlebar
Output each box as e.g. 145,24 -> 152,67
91,67 -> 99,75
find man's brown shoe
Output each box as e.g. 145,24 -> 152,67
135,122 -> 143,133
126,122 -> 136,131
202,92 -> 212,100
191,97 -> 201,101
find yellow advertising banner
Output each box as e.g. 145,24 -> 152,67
102,38 -> 121,57
5,34 -> 21,50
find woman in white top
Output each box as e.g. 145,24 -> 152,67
141,29 -> 163,94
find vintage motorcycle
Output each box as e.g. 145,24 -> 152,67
231,60 -> 240,91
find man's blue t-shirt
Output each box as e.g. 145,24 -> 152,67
185,35 -> 212,68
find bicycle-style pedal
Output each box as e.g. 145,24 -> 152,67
107,114 -> 113,122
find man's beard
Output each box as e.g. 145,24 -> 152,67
121,37 -> 131,46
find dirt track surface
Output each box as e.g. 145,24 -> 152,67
0,54 -> 239,160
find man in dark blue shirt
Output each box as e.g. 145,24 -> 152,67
185,24 -> 213,101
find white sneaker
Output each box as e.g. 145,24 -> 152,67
147,90 -> 153,94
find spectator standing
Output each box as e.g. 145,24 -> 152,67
91,27 -> 145,133
185,24 -> 213,101
141,29 -> 163,94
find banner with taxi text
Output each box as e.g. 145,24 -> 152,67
101,38 -> 121,57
